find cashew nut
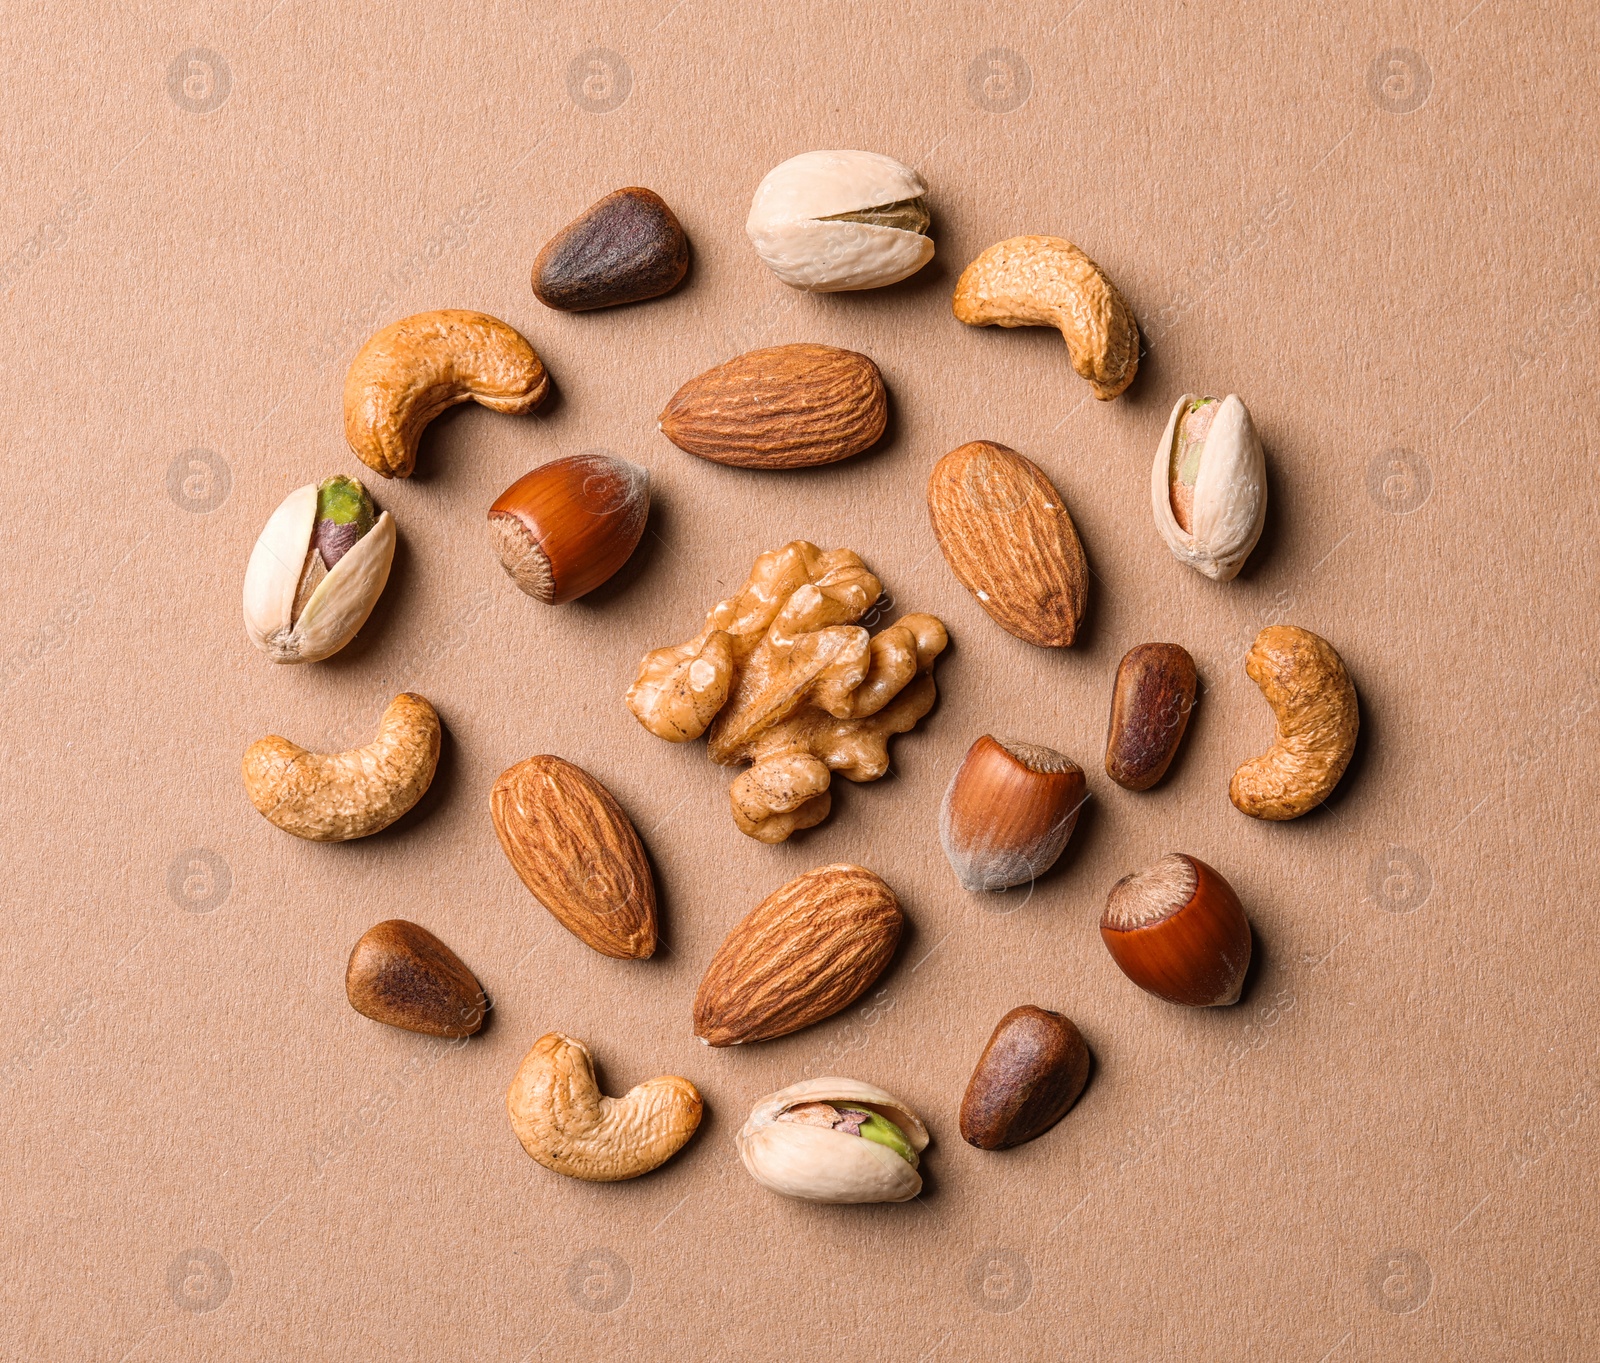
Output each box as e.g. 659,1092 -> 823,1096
1229,626 -> 1359,820
952,235 -> 1139,400
506,1033 -> 703,1182
343,309 -> 550,477
241,692 -> 441,841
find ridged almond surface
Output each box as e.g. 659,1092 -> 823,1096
658,343 -> 887,469
490,755 -> 657,959
693,864 -> 902,1045
926,440 -> 1089,648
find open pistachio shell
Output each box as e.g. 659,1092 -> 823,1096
746,150 -> 935,292
1149,393 -> 1266,582
737,1077 -> 928,1204
243,481 -> 395,662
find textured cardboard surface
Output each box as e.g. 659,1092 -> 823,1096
3,2 -> 1596,1358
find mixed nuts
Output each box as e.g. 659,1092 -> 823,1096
235,153 -> 1368,1212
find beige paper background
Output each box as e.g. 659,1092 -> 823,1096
3,1 -> 1596,1357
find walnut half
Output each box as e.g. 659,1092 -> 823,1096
625,541 -> 948,842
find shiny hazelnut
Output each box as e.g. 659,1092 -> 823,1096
487,452 -> 649,603
939,736 -> 1086,891
1100,854 -> 1251,1006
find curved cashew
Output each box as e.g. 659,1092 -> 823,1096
1230,626 -> 1359,820
506,1033 -> 703,1182
241,692 -> 441,841
343,309 -> 549,477
952,235 -> 1139,400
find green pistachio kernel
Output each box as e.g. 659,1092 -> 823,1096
819,197 -> 931,236
313,476 -> 377,569
843,1108 -> 918,1167
316,475 -> 376,530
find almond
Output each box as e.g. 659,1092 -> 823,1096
490,755 -> 657,959
692,864 -> 902,1046
658,343 -> 887,469
926,440 -> 1089,648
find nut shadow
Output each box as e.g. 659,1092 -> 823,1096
573,495 -> 668,611
1232,445 -> 1283,582
359,708 -> 458,845
404,376 -> 568,486
314,521 -> 414,671
1301,681 -> 1372,819
1234,923 -> 1271,1009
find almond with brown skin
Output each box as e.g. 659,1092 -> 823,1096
693,864 -> 902,1046
490,755 -> 657,959
926,441 -> 1089,647
658,343 -> 887,469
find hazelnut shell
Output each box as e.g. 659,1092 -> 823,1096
1100,854 -> 1252,1007
939,736 -> 1085,891
488,453 -> 649,603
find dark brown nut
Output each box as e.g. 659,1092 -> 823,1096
488,453 -> 650,603
959,1005 -> 1090,1149
1104,642 -> 1198,790
531,187 -> 690,312
345,920 -> 487,1037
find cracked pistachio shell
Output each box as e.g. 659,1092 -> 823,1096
1150,394 -> 1266,582
746,150 -> 935,292
737,1077 -> 928,1203
243,481 -> 395,662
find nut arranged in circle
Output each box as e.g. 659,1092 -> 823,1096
242,475 -> 395,663
1152,393 -> 1266,581
940,736 -> 1085,891
737,1077 -> 927,1203
343,309 -> 550,477
693,864 -> 902,1046
953,235 -> 1139,400
959,1006 -> 1090,1149
532,187 -> 689,312
488,453 -> 650,603
1230,625 -> 1359,819
490,755 -> 657,959
746,149 -> 934,292
1104,643 -> 1197,791
658,343 -> 887,469
626,541 -> 946,842
927,441 -> 1088,647
345,919 -> 486,1037
507,1032 -> 701,1182
241,692 -> 441,842
1101,853 -> 1252,1007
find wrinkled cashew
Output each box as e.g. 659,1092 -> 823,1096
241,692 -> 441,841
506,1033 -> 703,1182
1230,626 -> 1359,820
625,542 -> 947,842
343,309 -> 549,477
952,235 -> 1139,400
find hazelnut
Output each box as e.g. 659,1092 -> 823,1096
939,736 -> 1086,891
487,453 -> 649,603
1100,854 -> 1252,1006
